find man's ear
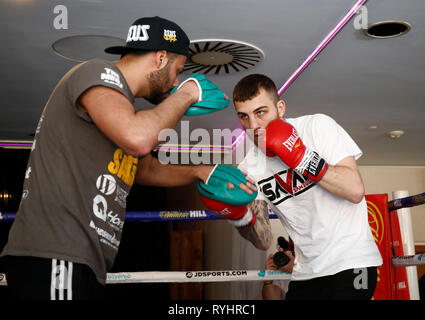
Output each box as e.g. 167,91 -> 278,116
155,50 -> 168,69
277,100 -> 286,118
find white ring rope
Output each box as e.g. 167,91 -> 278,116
2,253 -> 424,287
0,270 -> 291,286
391,253 -> 425,267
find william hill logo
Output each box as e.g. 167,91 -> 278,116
164,29 -> 177,42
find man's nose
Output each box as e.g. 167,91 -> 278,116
248,117 -> 259,130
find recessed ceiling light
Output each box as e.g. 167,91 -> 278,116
52,35 -> 125,62
365,21 -> 411,39
387,130 -> 404,138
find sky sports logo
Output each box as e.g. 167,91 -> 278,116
257,270 -> 287,278
107,273 -> 131,281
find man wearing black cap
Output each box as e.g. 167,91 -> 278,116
0,16 -> 253,300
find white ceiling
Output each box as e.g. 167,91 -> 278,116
0,0 -> 424,166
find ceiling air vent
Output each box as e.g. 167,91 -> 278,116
184,39 -> 265,75
365,21 -> 411,39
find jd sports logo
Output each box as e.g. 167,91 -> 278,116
259,169 -> 315,205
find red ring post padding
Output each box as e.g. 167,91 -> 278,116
366,194 -> 410,300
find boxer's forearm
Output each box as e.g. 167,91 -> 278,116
237,200 -> 273,250
135,154 -> 212,187
317,156 -> 365,203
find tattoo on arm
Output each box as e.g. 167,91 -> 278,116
238,200 -> 273,250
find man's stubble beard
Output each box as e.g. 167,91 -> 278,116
145,63 -> 173,105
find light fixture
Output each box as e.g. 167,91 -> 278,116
52,35 -> 125,62
386,130 -> 404,139
0,192 -> 12,200
277,0 -> 367,95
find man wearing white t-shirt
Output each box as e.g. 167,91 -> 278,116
228,74 -> 382,299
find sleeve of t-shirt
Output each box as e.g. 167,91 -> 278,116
67,59 -> 129,121
309,114 -> 362,165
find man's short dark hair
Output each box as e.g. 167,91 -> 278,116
233,74 -> 279,104
120,50 -> 179,66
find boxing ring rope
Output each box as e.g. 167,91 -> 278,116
388,192 -> 425,212
1,191 -> 423,224
0,210 -> 275,223
0,270 -> 292,286
392,254 -> 425,267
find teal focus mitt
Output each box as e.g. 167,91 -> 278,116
197,164 -> 257,206
170,73 -> 230,116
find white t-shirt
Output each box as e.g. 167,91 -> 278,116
238,114 -> 382,281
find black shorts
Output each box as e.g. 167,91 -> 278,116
286,266 -> 377,300
2,255 -> 106,300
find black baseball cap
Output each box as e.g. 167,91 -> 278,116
105,16 -> 190,57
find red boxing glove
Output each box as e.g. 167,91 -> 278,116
199,194 -> 256,229
265,119 -> 328,182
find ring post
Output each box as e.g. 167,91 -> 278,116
392,190 -> 420,300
